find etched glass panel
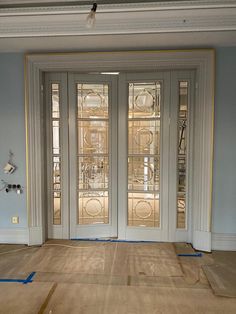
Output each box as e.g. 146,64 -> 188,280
128,120 -> 160,155
51,83 -> 61,225
78,120 -> 108,154
129,82 -> 160,118
52,120 -> 60,155
53,192 -> 61,225
128,193 -> 160,227
78,191 -> 109,225
128,82 -> 161,227
78,156 -> 109,190
77,84 -> 108,119
77,83 -> 109,225
52,83 -> 60,118
177,81 -> 188,229
128,156 -> 159,191
53,156 -> 60,190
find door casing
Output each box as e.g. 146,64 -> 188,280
45,70 -> 195,243
25,50 -> 214,251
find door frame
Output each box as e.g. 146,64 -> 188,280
25,49 -> 215,251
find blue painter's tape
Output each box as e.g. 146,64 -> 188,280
0,272 -> 36,285
177,253 -> 203,257
23,272 -> 36,284
71,238 -> 157,243
0,279 -> 26,283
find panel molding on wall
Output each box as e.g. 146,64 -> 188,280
0,228 -> 28,244
212,233 -> 236,251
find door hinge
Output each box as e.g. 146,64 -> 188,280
40,84 -> 44,93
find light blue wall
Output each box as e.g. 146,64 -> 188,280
0,54 -> 27,228
212,47 -> 236,234
0,49 -> 235,233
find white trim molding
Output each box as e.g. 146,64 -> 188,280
0,228 -> 28,244
0,1 -> 236,37
212,233 -> 236,251
25,49 -> 215,251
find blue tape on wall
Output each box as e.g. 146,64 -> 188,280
0,271 -> 36,284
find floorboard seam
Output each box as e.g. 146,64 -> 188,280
38,282 -> 58,314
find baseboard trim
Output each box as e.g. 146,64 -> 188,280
193,230 -> 211,252
0,228 -> 29,244
29,226 -> 43,246
212,233 -> 236,251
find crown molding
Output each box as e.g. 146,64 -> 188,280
0,1 -> 236,38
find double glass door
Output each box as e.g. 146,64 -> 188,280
45,70 -> 194,242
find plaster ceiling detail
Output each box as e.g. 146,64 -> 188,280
0,1 -> 236,38
0,1 -> 235,51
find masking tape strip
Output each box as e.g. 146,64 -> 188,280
71,238 -> 156,243
0,271 -> 36,284
177,253 -> 202,257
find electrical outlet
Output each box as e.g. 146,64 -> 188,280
11,216 -> 19,224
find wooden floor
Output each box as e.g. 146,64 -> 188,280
0,240 -> 235,313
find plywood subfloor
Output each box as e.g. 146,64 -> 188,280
0,241 -> 236,314
202,251 -> 236,297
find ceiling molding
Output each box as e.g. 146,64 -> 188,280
0,1 -> 236,38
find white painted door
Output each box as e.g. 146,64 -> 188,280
45,70 -> 194,242
68,74 -> 118,239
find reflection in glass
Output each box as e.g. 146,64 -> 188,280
51,83 -> 61,225
177,81 -> 188,229
77,83 -> 110,225
128,82 -> 161,227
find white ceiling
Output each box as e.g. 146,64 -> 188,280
0,0 -> 236,52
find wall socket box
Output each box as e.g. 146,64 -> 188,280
11,216 -> 19,224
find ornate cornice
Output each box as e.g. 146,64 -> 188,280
0,1 -> 236,37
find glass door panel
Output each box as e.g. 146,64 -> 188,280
128,82 -> 161,228
69,74 -> 118,239
46,70 -> 193,242
77,83 -> 109,225
118,72 -> 171,241
45,73 -> 69,239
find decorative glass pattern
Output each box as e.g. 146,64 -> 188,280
51,84 -> 61,225
128,82 -> 161,227
77,84 -> 109,225
177,81 -> 188,229
128,193 -> 160,227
